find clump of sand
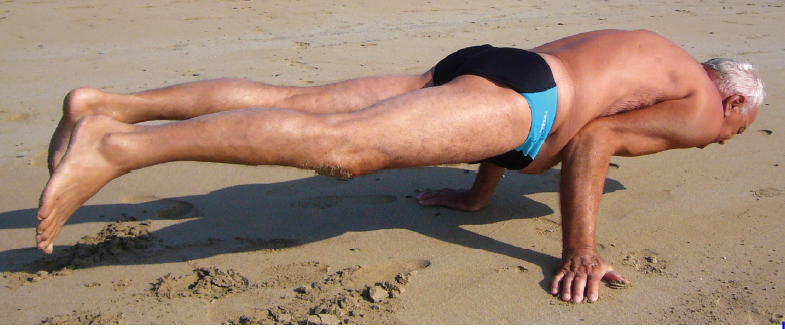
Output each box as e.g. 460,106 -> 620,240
70,219 -> 154,268
2,218 -> 154,288
151,267 -> 249,300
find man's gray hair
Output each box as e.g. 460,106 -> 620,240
702,58 -> 765,113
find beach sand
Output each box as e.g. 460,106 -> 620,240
1,0 -> 783,324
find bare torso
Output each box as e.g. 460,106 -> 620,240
421,29 -> 746,303
520,29 -> 722,173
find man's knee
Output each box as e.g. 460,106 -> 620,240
310,164 -> 378,179
326,147 -> 390,177
301,155 -> 384,179
298,124 -> 389,178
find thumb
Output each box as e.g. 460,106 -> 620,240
602,269 -> 627,283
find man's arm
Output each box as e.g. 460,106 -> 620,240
417,161 -> 505,212
552,96 -> 721,303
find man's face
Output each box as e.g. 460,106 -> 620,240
713,101 -> 759,145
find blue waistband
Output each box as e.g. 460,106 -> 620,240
516,87 -> 558,159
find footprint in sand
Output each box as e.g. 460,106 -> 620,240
227,259 -> 430,325
120,194 -> 200,219
330,259 -> 430,291
256,259 -> 431,291
28,148 -> 48,168
285,57 -> 318,70
530,217 -> 561,241
751,187 -> 782,198
0,111 -> 31,123
12,144 -> 47,168
290,195 -> 397,209
260,261 -> 330,288
621,249 -> 668,276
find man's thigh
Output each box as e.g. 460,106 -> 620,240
283,72 -> 434,114
331,75 -> 534,169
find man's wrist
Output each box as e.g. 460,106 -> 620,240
561,244 -> 596,256
562,225 -> 596,253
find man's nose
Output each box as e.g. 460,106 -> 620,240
718,140 -> 726,145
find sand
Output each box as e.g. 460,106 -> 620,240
1,0 -> 784,325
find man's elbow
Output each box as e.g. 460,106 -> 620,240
564,122 -> 617,159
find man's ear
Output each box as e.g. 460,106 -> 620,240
723,94 -> 746,116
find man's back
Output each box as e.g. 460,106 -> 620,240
523,30 -> 724,172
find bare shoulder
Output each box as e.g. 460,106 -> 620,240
532,29 -> 672,52
528,29 -> 725,161
530,29 -> 622,52
591,29 -> 675,44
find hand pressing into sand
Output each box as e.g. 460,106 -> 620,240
551,247 -> 627,303
416,188 -> 489,212
417,162 -> 505,212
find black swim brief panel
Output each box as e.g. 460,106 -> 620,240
432,45 -> 557,170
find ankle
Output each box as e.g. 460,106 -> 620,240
63,87 -> 104,122
99,131 -> 137,171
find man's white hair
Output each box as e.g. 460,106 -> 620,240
702,58 -> 765,113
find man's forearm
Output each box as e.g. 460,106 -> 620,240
416,161 -> 504,212
468,161 -> 505,207
558,129 -> 613,252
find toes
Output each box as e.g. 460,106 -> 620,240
37,225 -> 61,254
36,227 -> 51,243
37,217 -> 52,232
37,238 -> 50,252
38,242 -> 54,254
36,211 -> 63,251
36,216 -> 57,238
38,188 -> 58,220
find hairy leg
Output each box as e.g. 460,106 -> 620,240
48,73 -> 433,173
37,75 -> 531,253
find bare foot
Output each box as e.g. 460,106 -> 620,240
47,88 -> 107,174
37,115 -> 137,253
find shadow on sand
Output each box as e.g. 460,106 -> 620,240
0,166 -> 624,292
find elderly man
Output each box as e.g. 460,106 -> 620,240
38,29 -> 764,303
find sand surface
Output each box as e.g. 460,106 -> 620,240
1,0 -> 784,325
